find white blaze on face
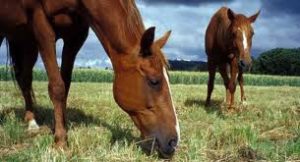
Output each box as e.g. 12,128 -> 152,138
163,67 -> 180,144
242,31 -> 248,51
238,28 -> 248,52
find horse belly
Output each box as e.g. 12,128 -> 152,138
41,0 -> 78,15
0,0 -> 27,31
53,14 -> 73,27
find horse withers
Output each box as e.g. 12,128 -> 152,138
205,7 -> 260,108
0,0 -> 179,158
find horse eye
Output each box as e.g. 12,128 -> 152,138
148,79 -> 161,88
149,79 -> 160,86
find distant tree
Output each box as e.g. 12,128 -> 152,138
168,60 -> 207,71
252,48 -> 300,76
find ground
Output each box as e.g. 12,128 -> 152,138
0,81 -> 300,161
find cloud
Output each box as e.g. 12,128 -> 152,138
138,0 -> 300,61
138,0 -> 263,61
1,0 -> 299,68
262,0 -> 300,16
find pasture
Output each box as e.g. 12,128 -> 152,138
1,67 -> 300,86
0,69 -> 300,161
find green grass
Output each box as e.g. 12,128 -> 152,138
1,80 -> 300,161
1,66 -> 300,86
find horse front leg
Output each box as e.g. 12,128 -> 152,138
32,5 -> 67,148
237,70 -> 246,104
219,63 -> 231,106
228,58 -> 238,108
205,60 -> 217,107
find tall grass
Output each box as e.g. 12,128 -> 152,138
1,66 -> 300,86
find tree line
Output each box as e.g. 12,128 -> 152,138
169,48 -> 300,76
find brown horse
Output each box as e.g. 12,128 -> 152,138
0,0 -> 179,158
205,7 -> 260,108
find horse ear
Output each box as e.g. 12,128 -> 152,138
227,8 -> 236,21
249,10 -> 260,23
140,27 -> 155,57
156,30 -> 172,48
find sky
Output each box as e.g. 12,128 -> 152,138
0,0 -> 299,68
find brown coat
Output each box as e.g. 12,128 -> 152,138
205,7 -> 260,108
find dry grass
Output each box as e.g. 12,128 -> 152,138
0,81 -> 300,161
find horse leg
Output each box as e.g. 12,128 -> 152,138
32,5 -> 67,147
205,60 -> 217,106
219,63 -> 231,105
9,39 -> 39,130
228,59 -> 238,108
237,70 -> 246,104
61,25 -> 89,98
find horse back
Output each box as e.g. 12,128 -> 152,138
205,7 -> 231,58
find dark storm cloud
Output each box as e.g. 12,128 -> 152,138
262,0 -> 300,16
140,0 -> 233,6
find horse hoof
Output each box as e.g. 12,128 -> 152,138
242,101 -> 248,106
227,104 -> 235,110
54,131 -> 68,150
28,119 -> 40,130
54,141 -> 67,150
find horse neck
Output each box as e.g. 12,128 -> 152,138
82,0 -> 145,68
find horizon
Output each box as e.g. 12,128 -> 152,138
0,0 -> 299,68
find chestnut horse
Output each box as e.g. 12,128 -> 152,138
0,0 -> 179,158
205,7 -> 260,108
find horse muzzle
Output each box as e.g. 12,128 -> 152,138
239,59 -> 251,72
140,135 -> 178,159
157,136 -> 178,159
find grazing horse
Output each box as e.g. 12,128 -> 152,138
0,0 -> 179,158
205,7 -> 260,108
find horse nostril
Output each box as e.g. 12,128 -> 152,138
239,60 -> 246,67
168,138 -> 178,148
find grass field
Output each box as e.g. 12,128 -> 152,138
1,67 -> 300,86
0,79 -> 300,161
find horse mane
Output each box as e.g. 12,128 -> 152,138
117,1 -> 169,68
159,52 -> 170,69
117,0 -> 145,49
